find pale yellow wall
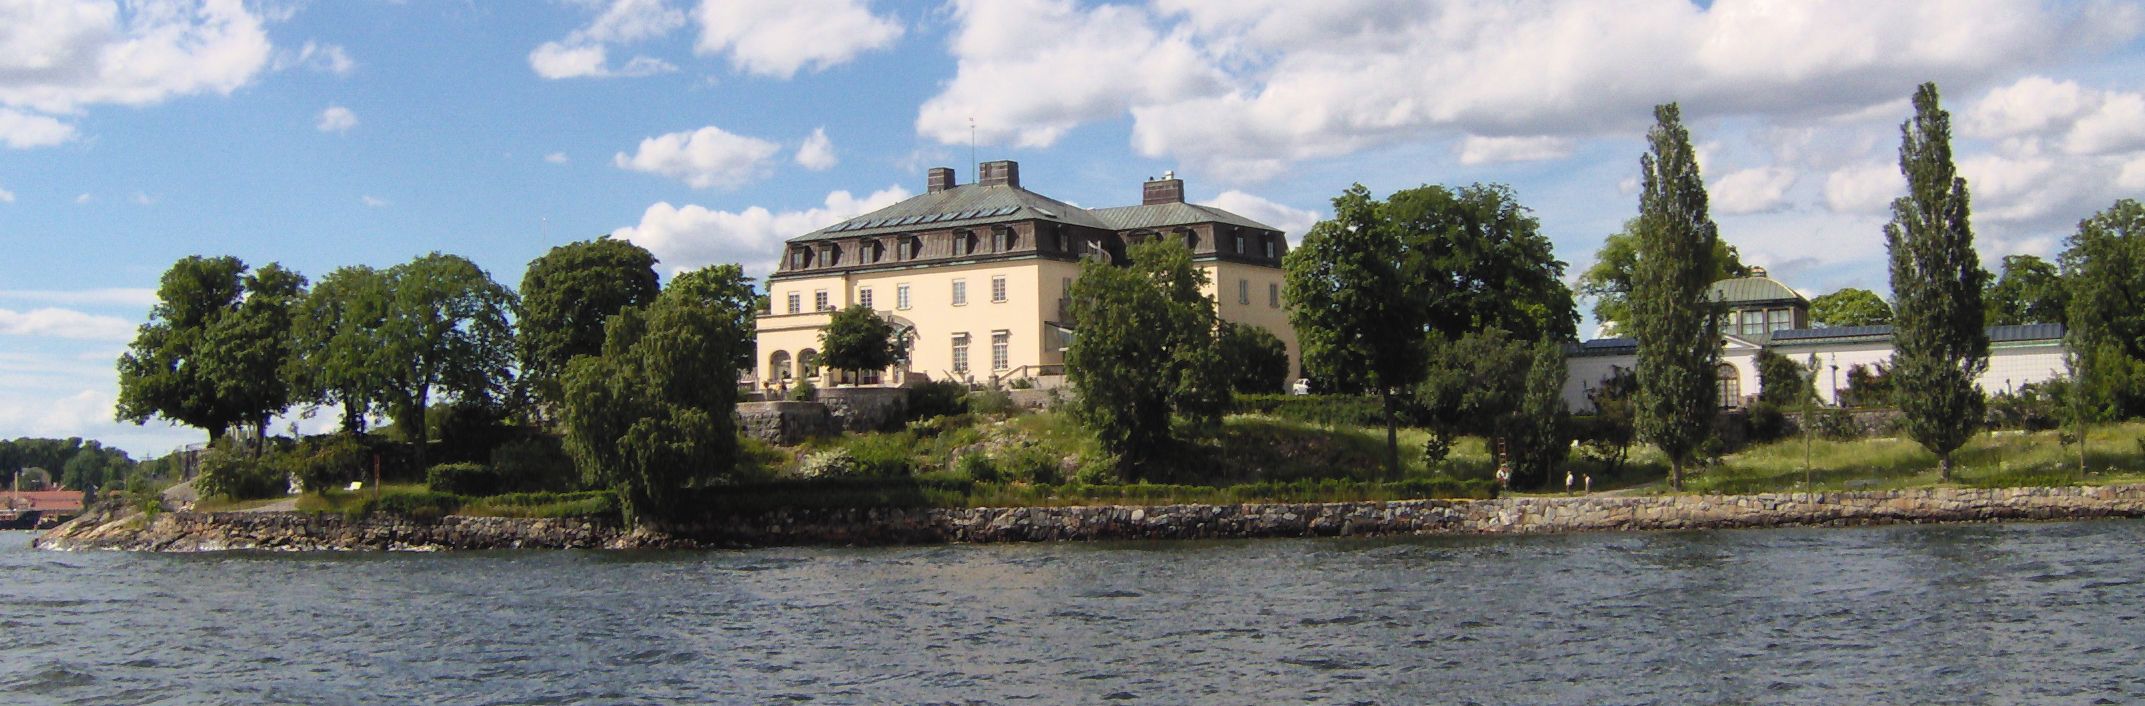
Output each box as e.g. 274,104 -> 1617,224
1201,261 -> 1301,381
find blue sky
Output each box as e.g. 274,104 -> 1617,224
4,0 -> 2144,458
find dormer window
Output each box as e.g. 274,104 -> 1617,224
822,244 -> 841,266
790,249 -> 810,269
1234,233 -> 1245,254
992,228 -> 1009,253
1264,236 -> 1276,259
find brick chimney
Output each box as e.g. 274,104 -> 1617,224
1143,170 -> 1184,205
977,160 -> 1020,188
927,167 -> 956,193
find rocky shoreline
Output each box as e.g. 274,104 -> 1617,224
34,484 -> 2145,552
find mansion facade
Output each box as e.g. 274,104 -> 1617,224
755,161 -> 1298,391
1565,270 -> 2068,411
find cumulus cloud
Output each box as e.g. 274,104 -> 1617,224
613,125 -> 782,189
528,0 -> 685,79
0,0 -> 272,147
316,105 -> 357,133
0,307 -> 136,341
795,127 -> 836,171
1204,190 -> 1322,240
917,0 -> 2135,179
695,0 -> 902,79
273,40 -> 354,75
1823,162 -> 1899,214
1457,135 -> 1574,166
1710,167 -> 1797,215
611,185 -> 911,275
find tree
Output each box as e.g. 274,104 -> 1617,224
1884,82 -> 1989,482
518,238 -> 661,409
1511,339 -> 1570,489
1578,218 -> 1749,335
1985,254 -> 2065,327
561,283 -> 751,527
665,264 -> 760,370
2060,199 -> 2145,418
1388,183 -> 1579,342
290,266 -> 393,434
1754,349 -> 1812,408
818,304 -> 905,380
1630,103 -> 1722,491
208,263 -> 308,452
116,256 -> 256,443
376,253 -> 519,471
1416,329 -> 1532,466
1065,239 -> 1226,477
1218,322 -> 1290,394
1808,287 -> 1893,327
1284,185 -> 1427,478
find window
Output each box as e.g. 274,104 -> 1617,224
823,245 -> 840,267
952,333 -> 971,372
991,276 -> 1007,303
1718,364 -> 1741,408
786,293 -> 801,314
858,288 -> 873,310
992,229 -> 1007,253
1238,278 -> 1250,305
1768,308 -> 1793,332
1234,234 -> 1245,254
1269,282 -> 1281,308
1264,237 -> 1276,259
952,279 -> 968,305
814,289 -> 830,312
991,330 -> 1010,371
906,237 -> 922,260
801,349 -> 821,380
955,232 -> 971,256
1739,310 -> 1764,336
896,284 -> 911,310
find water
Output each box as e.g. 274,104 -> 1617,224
5,520 -> 2144,705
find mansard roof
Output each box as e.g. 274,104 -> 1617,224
1090,201 -> 1276,233
790,183 -> 1106,243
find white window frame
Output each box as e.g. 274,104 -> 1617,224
786,293 -> 801,314
814,289 -> 830,312
952,333 -> 971,372
896,284 -> 911,310
991,276 -> 1007,303
858,288 -> 873,310
991,330 -> 1010,371
952,279 -> 968,306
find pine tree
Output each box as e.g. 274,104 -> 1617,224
1631,103 -> 1721,491
1884,82 -> 1989,482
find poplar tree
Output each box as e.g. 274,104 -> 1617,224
1630,103 -> 1720,491
1884,82 -> 1988,482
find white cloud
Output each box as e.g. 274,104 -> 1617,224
528,0 -> 685,79
1204,190 -> 1322,240
0,288 -> 157,307
316,105 -> 357,133
916,0 -> 2134,179
0,0 -> 273,146
0,307 -> 136,341
2065,92 -> 2145,156
73,193 -> 90,204
361,195 -> 388,208
0,183 -> 12,203
1823,162 -> 1899,214
1457,135 -> 1574,166
2121,154 -> 2145,190
611,185 -> 911,275
1964,76 -> 2095,139
613,125 -> 782,189
795,127 -> 836,171
1710,166 -> 1796,215
273,40 -> 354,75
131,191 -> 153,206
694,0 -> 902,79
545,151 -> 570,164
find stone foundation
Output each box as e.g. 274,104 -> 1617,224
735,401 -> 832,446
36,485 -> 2145,552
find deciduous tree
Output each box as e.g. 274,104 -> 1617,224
819,304 -> 904,380
116,256 -> 266,443
665,264 -> 760,370
1631,103 -> 1721,490
1578,219 -> 1748,336
2060,199 -> 2145,418
1984,254 -> 2066,327
1885,82 -> 1989,482
376,253 -> 518,470
518,239 -> 660,408
1065,239 -> 1226,477
290,266 -> 393,434
1284,185 -> 1426,478
1218,322 -> 1290,394
1808,287 -> 1893,327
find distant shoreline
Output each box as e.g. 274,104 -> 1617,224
34,484 -> 2145,552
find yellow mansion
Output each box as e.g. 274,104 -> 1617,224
756,160 -> 1297,390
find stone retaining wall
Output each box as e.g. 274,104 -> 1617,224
36,485 -> 2145,552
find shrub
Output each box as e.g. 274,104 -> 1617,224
1745,401 -> 1793,443
194,447 -> 289,500
288,434 -> 368,493
461,490 -> 620,520
732,434 -> 786,482
993,443 -> 1062,484
905,380 -> 969,421
489,436 -> 579,492
426,462 -> 503,496
1812,407 -> 1863,440
1233,394 -> 1385,427
353,489 -> 464,521
956,451 -> 999,482
797,449 -> 865,479
965,389 -> 1016,416
789,378 -> 817,401
842,433 -> 916,478
1986,382 -> 2062,432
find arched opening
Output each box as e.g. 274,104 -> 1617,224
799,349 -> 821,381
768,351 -> 792,384
1717,363 -> 1742,408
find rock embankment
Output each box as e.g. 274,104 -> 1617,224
36,485 -> 2145,552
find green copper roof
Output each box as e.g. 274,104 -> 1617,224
1090,202 -> 1275,233
790,183 -> 1107,242
1710,275 -> 1804,304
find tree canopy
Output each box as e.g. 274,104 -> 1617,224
665,264 -> 761,371
1884,82 -> 1988,481
518,238 -> 661,408
1218,322 -> 1290,394
1984,254 -> 2066,327
375,253 -> 518,470
1284,185 -> 1428,477
1065,239 -> 1226,478
1630,103 -> 1722,490
1578,218 -> 1748,335
1808,287 -> 1893,327
117,256 -> 301,443
2061,199 -> 2145,418
1388,183 -> 1578,342
290,265 -> 392,434
819,304 -> 905,377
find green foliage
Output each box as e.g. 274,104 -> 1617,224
663,264 -> 761,371
796,449 -> 867,479
1810,407 -> 1864,440
1754,349 -> 1813,408
489,435 -> 580,493
517,238 -> 661,409
1984,254 -> 2066,327
2062,199 -> 2145,418
1284,185 -> 1425,476
116,256 -> 306,442
788,378 -> 817,401
818,304 -> 905,376
955,451 -> 998,482
841,433 -> 916,478
426,462 -> 502,496
285,433 -> 367,493
1233,394 -> 1384,428
1416,328 -> 1531,441
905,380 -> 970,421
1884,82 -> 1989,479
194,445 -> 288,500
1744,402 -> 1792,443
1218,322 -> 1291,394
289,265 -> 392,434
1808,287 -> 1893,328
1388,182 -> 1579,342
1841,363 -> 1895,408
374,253 -> 520,470
1987,382 -> 2063,432
1065,239 -> 1226,478
1578,218 -> 1748,335
561,280 -> 751,526
1631,103 -> 1723,489
460,490 -> 619,520
1509,339 -> 1570,487
1574,368 -> 1639,478
351,488 -> 464,521
964,389 -> 1016,416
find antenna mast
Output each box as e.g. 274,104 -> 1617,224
969,116 -> 977,175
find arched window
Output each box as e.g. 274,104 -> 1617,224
1718,363 -> 1741,408
769,351 -> 792,381
800,349 -> 821,380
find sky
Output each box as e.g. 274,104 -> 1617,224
3,0 -> 2144,459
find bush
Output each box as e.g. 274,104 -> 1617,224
194,446 -> 289,500
1233,394 -> 1385,427
460,490 -> 620,520
905,380 -> 969,421
287,434 -> 368,493
788,378 -> 817,401
353,489 -> 464,520
965,389 -> 1016,416
1986,382 -> 2062,432
1745,402 -> 1793,443
842,433 -> 916,478
993,443 -> 1063,484
489,436 -> 579,492
956,451 -> 999,482
1812,407 -> 1863,440
797,449 -> 865,479
426,462 -> 503,496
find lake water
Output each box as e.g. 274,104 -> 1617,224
6,520 -> 2145,705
